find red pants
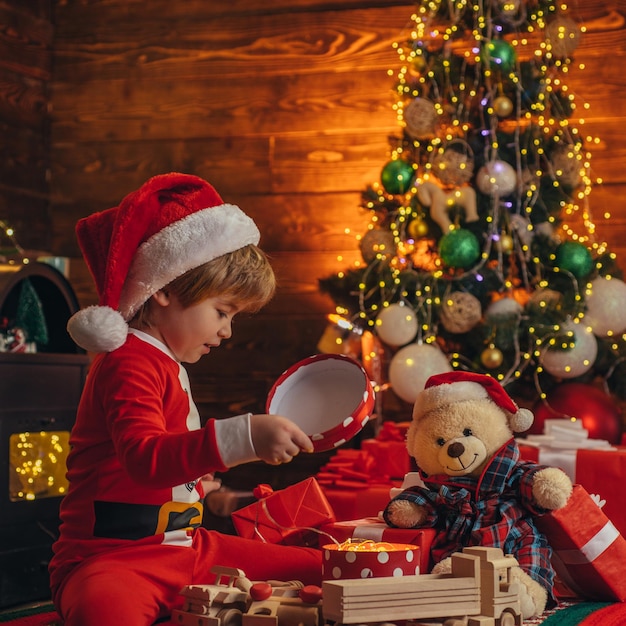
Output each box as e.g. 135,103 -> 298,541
55,528 -> 322,626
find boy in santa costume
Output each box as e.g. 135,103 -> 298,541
49,173 -> 322,626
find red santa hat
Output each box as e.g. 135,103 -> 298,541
67,172 -> 260,353
412,370 -> 534,433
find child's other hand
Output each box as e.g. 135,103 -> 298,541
249,414 -> 314,465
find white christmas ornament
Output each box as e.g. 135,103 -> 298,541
375,303 -> 418,347
541,319 -> 598,379
476,160 -> 517,196
389,342 -> 452,404
584,276 -> 626,337
485,297 -> 523,323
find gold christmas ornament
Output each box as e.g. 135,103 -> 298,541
493,95 -> 514,118
497,233 -> 514,254
481,344 -> 504,369
407,217 -> 429,239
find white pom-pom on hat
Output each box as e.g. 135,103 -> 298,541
67,306 -> 129,354
413,370 -> 534,433
67,172 -> 260,353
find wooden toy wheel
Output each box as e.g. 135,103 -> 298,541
217,607 -> 243,626
497,612 -> 518,626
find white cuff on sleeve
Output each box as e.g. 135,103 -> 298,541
213,412 -> 259,467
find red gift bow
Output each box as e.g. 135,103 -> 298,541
252,483 -> 274,500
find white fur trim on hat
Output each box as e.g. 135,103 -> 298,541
413,371 -> 534,433
118,203 -> 259,320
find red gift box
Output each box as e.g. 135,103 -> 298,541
321,484 -> 399,521
519,442 -> 626,537
315,449 -> 400,521
231,477 -> 335,546
319,517 -> 436,573
361,421 -> 412,479
535,484 -> 626,602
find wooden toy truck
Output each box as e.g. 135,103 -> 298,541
321,547 -> 522,626
171,547 -> 522,626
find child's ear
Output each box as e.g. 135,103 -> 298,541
152,289 -> 171,306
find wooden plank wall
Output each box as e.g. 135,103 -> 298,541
0,1 -> 53,252
5,0 -> 626,486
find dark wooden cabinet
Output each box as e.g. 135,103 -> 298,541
0,262 -> 89,608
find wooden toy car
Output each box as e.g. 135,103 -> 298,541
171,566 -> 252,626
172,567 -> 323,626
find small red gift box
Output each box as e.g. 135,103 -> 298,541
321,541 -> 421,580
231,477 -> 335,546
319,517 -> 436,573
519,443 -> 626,537
535,484 -> 626,602
361,421 -> 412,479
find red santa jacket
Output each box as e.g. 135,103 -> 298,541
49,331 -> 230,597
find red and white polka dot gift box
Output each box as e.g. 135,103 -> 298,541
267,354 -> 376,452
322,541 -> 420,580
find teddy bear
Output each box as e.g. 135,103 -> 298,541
383,370 -> 572,620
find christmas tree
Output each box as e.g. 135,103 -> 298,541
319,0 -> 625,441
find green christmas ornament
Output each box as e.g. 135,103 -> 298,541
381,159 -> 415,195
481,40 -> 516,73
439,228 -> 481,269
555,241 -> 593,279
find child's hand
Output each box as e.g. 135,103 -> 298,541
249,414 -> 314,465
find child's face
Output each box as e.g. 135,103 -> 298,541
147,291 -> 241,363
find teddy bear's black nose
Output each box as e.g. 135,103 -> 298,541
447,442 -> 465,458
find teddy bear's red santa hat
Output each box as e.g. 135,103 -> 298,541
413,370 -> 534,433
67,172 -> 260,353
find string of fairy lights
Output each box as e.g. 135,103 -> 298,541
320,0 -> 626,405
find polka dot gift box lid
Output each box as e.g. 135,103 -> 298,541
322,541 -> 421,580
266,354 -> 376,452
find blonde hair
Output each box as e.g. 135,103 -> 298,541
131,244 -> 275,328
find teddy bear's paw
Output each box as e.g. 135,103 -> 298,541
431,556 -> 452,575
386,499 -> 426,528
511,567 -> 548,619
532,467 -> 573,510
